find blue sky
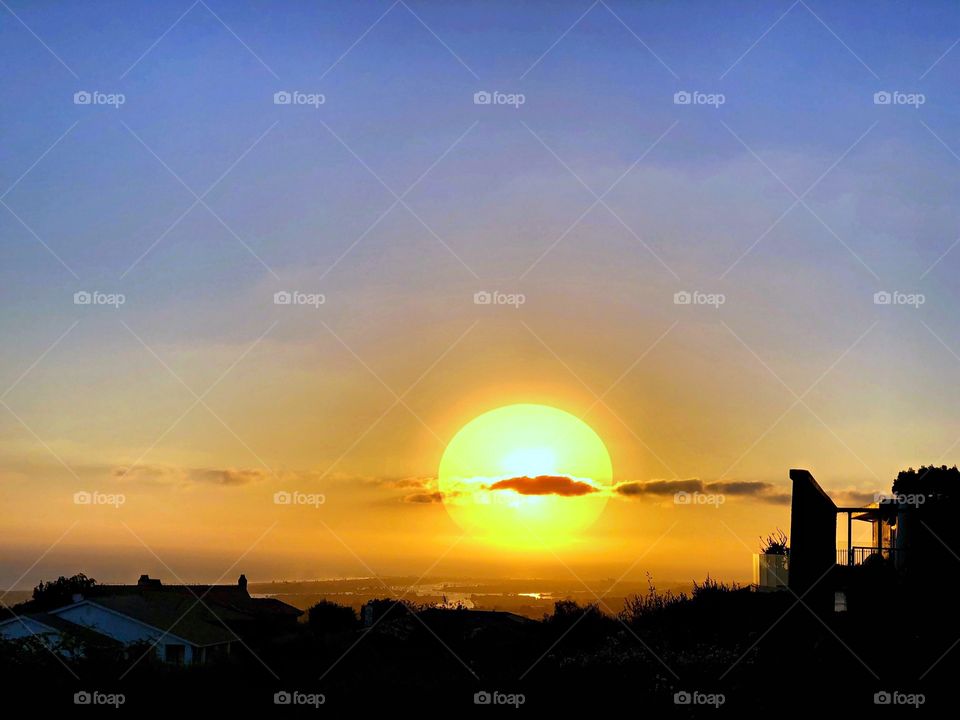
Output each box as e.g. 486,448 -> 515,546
4,1 -> 960,585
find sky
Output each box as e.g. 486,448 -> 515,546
3,0 -> 960,589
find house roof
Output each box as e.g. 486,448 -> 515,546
31,612 -> 123,647
84,582 -> 303,619
59,576 -> 303,646
0,611 -> 122,647
11,575 -> 303,648
250,597 -> 305,617
57,595 -> 238,647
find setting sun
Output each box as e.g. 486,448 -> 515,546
438,404 -> 613,547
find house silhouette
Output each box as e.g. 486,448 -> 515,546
0,573 -> 301,664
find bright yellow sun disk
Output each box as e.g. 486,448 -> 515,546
438,404 -> 613,548
501,447 -> 557,476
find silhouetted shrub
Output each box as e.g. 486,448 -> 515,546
307,599 -> 357,634
619,574 -> 687,624
543,599 -> 615,647
893,465 -> 960,498
359,597 -> 419,627
759,529 -> 788,554
27,573 -> 97,610
691,575 -> 741,599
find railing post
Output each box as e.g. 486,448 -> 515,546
847,512 -> 853,566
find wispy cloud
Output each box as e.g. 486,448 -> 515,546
615,479 -> 701,496
111,464 -> 273,486
379,476 -> 436,490
402,491 -> 446,504
614,478 -> 791,505
832,488 -> 879,507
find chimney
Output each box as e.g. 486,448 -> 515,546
137,574 -> 162,589
238,574 -> 248,594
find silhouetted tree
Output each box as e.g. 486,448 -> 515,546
29,574 -> 97,610
543,599 -> 613,646
307,599 -> 357,634
892,465 -> 960,498
359,597 -> 419,627
889,465 -> 960,589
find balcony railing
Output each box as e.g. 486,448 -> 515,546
836,546 -> 900,566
